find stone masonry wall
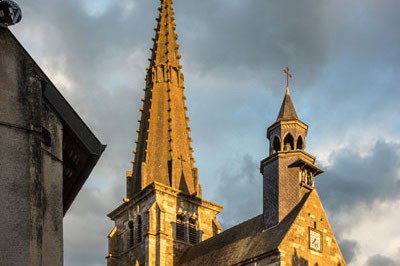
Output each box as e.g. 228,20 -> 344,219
279,190 -> 346,266
108,184 -> 222,266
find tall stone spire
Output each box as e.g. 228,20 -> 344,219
128,0 -> 198,197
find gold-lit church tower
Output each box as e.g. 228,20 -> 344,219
107,1 -> 346,265
107,0 -> 222,265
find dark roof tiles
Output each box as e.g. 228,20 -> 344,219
276,88 -> 299,121
178,193 -> 310,266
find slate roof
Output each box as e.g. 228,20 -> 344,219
276,88 -> 299,121
178,193 -> 310,266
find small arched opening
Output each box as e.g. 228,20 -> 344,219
176,214 -> 186,241
297,136 -> 304,150
136,216 -> 142,243
128,220 -> 134,247
272,136 -> 281,153
283,134 -> 294,151
188,216 -> 197,245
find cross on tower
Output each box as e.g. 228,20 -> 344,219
283,67 -> 292,89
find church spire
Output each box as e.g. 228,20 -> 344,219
276,87 -> 299,121
262,69 -> 323,228
277,67 -> 298,121
149,0 -> 182,70
128,0 -> 199,197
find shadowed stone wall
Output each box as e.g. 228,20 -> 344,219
0,27 -> 63,266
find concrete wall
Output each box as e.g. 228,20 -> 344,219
0,28 -> 63,266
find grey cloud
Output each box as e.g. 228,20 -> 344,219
176,1 -> 332,91
64,182 -> 125,266
316,140 -> 400,213
339,239 -> 359,264
365,254 -> 399,266
211,154 -> 262,229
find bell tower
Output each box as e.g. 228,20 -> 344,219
107,1 -> 223,265
261,68 -> 323,229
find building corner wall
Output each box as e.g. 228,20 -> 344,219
41,102 -> 64,266
0,28 -> 64,266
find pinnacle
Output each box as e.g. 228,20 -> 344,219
276,87 -> 299,121
149,0 -> 181,69
127,0 -> 198,197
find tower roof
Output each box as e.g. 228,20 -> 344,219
276,87 -> 299,121
129,0 -> 199,197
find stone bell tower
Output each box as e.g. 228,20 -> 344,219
261,69 -> 323,229
107,0 -> 223,265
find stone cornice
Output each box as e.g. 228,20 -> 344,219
260,150 -> 316,174
267,120 -> 308,139
108,181 -> 223,219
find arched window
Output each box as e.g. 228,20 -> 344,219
272,136 -> 281,153
283,134 -> 294,151
136,216 -> 142,243
297,136 -> 304,150
128,221 -> 134,247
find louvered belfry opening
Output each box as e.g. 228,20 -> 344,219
176,215 -> 186,241
136,216 -> 142,243
188,223 -> 197,245
128,221 -> 134,247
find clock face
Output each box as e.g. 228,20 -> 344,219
309,228 -> 322,252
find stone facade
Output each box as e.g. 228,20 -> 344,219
279,190 -> 346,266
108,183 -> 222,266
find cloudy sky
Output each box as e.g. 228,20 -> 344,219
10,0 -> 400,265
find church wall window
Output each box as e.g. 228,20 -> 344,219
283,133 -> 294,151
136,216 -> 142,243
297,136 -> 304,150
272,136 -> 281,153
188,218 -> 197,244
176,214 -> 186,241
128,221 -> 134,247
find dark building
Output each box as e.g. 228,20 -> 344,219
0,25 -> 105,265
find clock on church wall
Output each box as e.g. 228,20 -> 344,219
309,228 -> 323,252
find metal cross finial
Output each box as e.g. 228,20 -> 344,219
283,67 -> 292,88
